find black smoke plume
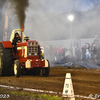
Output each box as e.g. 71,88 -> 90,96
9,0 -> 29,28
0,0 -> 6,10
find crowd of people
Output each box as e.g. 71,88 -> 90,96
44,45 -> 68,62
43,35 -> 100,63
12,32 -> 100,64
81,35 -> 100,63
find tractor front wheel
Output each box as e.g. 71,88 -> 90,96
42,60 -> 50,77
14,60 -> 21,77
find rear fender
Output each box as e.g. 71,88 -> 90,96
1,41 -> 13,48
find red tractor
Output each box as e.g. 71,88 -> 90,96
0,28 -> 50,77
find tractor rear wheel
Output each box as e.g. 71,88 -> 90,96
14,60 -> 21,77
0,43 -> 13,76
42,60 -> 50,77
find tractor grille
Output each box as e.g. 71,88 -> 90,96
28,46 -> 38,56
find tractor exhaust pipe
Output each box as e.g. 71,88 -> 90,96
21,24 -> 24,42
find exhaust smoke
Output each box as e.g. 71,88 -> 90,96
0,0 -> 6,9
9,0 -> 29,28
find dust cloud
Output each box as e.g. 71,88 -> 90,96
24,0 -> 100,41
23,0 -> 100,64
0,0 -> 6,10
0,0 -> 6,40
0,0 -> 100,40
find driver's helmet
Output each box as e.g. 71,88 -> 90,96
15,32 -> 19,37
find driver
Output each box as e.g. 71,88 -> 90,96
12,33 -> 21,55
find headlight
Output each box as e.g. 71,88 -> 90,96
28,53 -> 31,56
34,53 -> 37,55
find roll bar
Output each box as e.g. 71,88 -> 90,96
10,29 -> 25,42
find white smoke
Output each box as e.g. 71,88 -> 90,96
24,0 -> 100,41
1,0 -> 100,42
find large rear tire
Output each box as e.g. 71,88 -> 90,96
14,60 -> 21,77
42,60 -> 50,77
0,43 -> 13,76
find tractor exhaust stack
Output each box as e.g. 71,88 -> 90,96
21,24 -> 24,42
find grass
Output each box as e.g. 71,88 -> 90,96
0,88 -> 91,100
0,88 -> 62,100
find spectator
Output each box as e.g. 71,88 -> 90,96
93,35 -> 99,59
57,45 -> 63,61
52,46 -> 57,60
62,46 -> 67,58
93,35 -> 99,48
92,44 -> 98,63
75,43 -> 81,60
82,44 -> 86,61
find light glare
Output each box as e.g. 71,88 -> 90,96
68,15 -> 74,21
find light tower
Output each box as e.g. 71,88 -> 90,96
68,15 -> 74,55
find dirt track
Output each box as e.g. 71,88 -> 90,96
0,67 -> 100,99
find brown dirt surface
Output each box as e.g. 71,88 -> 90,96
0,67 -> 100,99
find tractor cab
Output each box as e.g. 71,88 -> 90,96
10,29 -> 29,43
10,29 -> 42,60
10,29 -> 30,58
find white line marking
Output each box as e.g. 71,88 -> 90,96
0,84 -> 99,100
